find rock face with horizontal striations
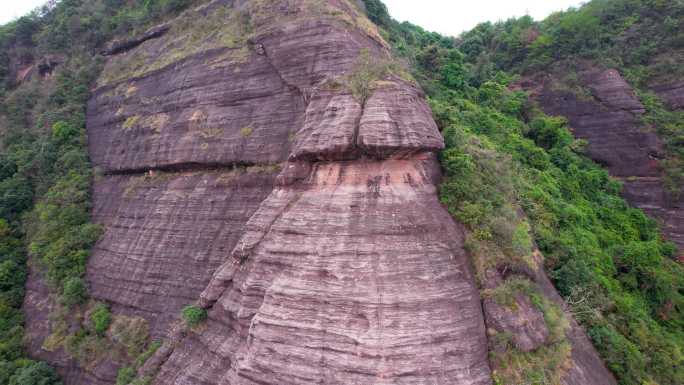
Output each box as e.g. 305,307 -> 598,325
23,1 -> 616,384
87,169 -> 279,338
524,68 -> 684,249
651,81 -> 684,110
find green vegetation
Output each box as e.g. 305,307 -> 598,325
0,0 -> 198,382
365,0 -> 684,384
346,48 -> 391,103
181,305 -> 207,328
115,331 -> 161,385
453,0 -> 684,196
90,303 -> 112,336
117,366 -> 137,385
3,360 -> 62,385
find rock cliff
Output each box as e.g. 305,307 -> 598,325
23,1 -> 615,384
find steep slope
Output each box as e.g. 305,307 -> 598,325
16,0 -> 620,384
81,0 -> 493,383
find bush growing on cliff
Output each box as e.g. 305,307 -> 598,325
182,305 -> 207,328
7,361 -> 61,385
347,48 -> 390,103
90,303 -> 112,336
61,277 -> 87,306
116,366 -> 136,385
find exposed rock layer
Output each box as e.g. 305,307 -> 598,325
156,157 -> 492,385
652,81 -> 684,110
24,1 -> 616,384
88,170 -> 278,338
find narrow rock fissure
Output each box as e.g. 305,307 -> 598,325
258,43 -> 304,98
351,95 -> 368,157
102,160 -> 278,176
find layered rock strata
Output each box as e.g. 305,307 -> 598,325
24,1 -> 616,384
652,81 -> 684,110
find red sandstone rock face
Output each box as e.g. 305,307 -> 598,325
156,157 -> 491,385
88,170 -> 278,338
24,1 -> 616,384
529,68 -> 684,248
651,81 -> 684,110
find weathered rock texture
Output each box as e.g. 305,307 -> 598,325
88,169 -> 278,338
652,81 -> 684,110
24,1 -> 616,384
156,157 -> 491,385
101,24 -> 170,56
522,68 -> 684,248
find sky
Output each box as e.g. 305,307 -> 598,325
0,0 -> 586,33
382,0 -> 586,36
0,0 -> 46,24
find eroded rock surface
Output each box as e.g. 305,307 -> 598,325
156,157 -> 491,385
652,81 -> 684,110
479,251 -> 616,385
88,169 -> 278,338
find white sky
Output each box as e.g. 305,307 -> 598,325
0,0 -> 46,24
383,0 -> 587,36
1,0 -> 586,35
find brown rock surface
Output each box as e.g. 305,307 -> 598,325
483,293 -> 550,353
156,157 -> 492,385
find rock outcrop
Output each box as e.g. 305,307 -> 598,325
101,24 -> 170,56
87,169 -> 278,338
23,1 -> 616,384
523,68 -> 684,248
652,81 -> 684,110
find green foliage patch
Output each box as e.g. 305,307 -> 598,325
181,305 -> 207,328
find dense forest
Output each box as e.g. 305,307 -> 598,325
0,0 -> 682,384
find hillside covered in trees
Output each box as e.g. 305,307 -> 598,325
0,0 -> 682,384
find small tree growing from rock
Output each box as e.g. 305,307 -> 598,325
181,305 -> 207,328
